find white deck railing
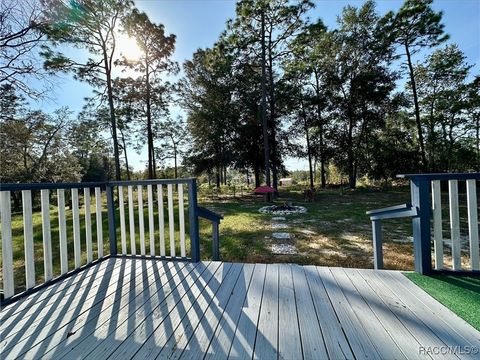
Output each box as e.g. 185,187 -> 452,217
0,179 -> 206,301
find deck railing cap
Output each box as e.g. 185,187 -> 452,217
0,178 -> 197,191
397,172 -> 480,181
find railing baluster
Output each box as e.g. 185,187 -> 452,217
158,184 -> 166,257
57,189 -> 68,275
1,191 -> 14,297
119,185 -> 127,255
167,183 -> 175,257
128,185 -> 136,255
95,187 -> 103,259
466,179 -> 479,270
84,188 -> 93,263
22,190 -> 36,288
431,180 -> 443,269
448,180 -> 461,270
178,183 -> 186,258
147,185 -> 155,256
72,188 -> 81,269
41,189 -> 53,281
138,185 -> 145,256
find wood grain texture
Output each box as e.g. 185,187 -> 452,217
1,191 -> 14,298
23,190 -> 36,287
2,260 -> 479,360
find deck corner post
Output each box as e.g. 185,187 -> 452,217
212,221 -> 220,261
372,219 -> 383,269
106,183 -> 118,256
188,178 -> 200,262
410,179 -> 432,274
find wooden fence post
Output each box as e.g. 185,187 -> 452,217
372,219 -> 383,269
212,221 -> 220,261
106,184 -> 117,256
410,179 -> 432,274
188,179 -> 200,262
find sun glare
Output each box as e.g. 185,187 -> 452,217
117,33 -> 142,62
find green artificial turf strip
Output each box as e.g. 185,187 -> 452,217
404,273 -> 480,331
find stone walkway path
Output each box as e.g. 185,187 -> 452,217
270,216 -> 298,255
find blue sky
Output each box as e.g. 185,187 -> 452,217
35,0 -> 480,172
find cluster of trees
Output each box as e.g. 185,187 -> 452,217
1,0 -> 479,188
1,0 -> 185,183
182,0 -> 479,189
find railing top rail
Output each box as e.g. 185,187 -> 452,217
397,172 -> 480,181
197,206 -> 223,222
108,178 -> 196,186
366,203 -> 411,216
0,178 -> 197,191
0,181 -> 107,191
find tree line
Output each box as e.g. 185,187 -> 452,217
1,0 -> 184,184
182,0 -> 479,189
1,0 -> 479,189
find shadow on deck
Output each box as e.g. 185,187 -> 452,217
1,258 -> 479,359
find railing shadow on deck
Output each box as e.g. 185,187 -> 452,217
3,258 -> 478,359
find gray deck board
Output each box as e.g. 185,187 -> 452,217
204,263 -> 255,360
253,263 -> 279,360
1,258 -> 479,360
278,264 -> 302,360
227,263 -> 266,360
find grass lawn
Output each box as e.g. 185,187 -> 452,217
198,184 -> 472,270
404,273 -> 480,331
198,185 -> 415,268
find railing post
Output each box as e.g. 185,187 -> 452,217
106,183 -> 117,256
212,221 -> 220,261
371,219 -> 383,269
188,179 -> 200,262
410,179 -> 432,274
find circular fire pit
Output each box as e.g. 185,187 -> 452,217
258,204 -> 307,215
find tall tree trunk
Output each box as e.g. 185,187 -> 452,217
301,100 -> 314,188
314,71 -> 326,188
145,63 -> 155,179
120,127 -> 131,180
405,43 -> 427,170
347,114 -> 356,189
267,38 -> 278,191
104,58 -> 121,181
254,164 -> 261,188
152,146 -> 157,178
216,166 -> 221,189
260,11 -> 271,191
173,143 -> 178,178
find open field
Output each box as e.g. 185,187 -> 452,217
198,185 -> 475,270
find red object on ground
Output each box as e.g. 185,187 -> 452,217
254,185 -> 276,194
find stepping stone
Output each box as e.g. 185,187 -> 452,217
392,236 -> 413,243
272,223 -> 289,229
299,229 -> 315,235
272,216 -> 286,221
271,244 -> 297,255
272,232 -> 291,240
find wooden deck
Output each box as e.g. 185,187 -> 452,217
1,258 -> 479,359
